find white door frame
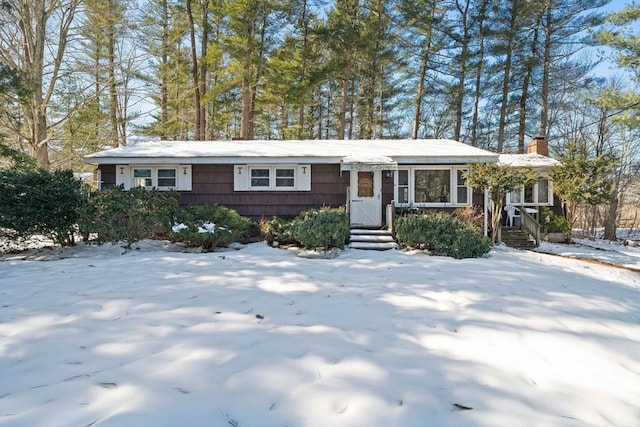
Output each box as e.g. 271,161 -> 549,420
349,169 -> 382,227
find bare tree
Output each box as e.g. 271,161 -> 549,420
0,0 -> 81,168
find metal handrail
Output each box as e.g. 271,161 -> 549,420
519,206 -> 541,245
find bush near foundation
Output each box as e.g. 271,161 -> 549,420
259,216 -> 297,246
395,211 -> 490,259
290,207 -> 350,249
79,186 -> 178,246
170,204 -> 250,251
0,168 -> 85,246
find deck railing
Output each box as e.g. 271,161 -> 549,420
520,207 -> 541,246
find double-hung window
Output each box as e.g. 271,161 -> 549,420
250,168 -> 271,188
235,165 -> 311,191
133,168 -> 153,188
131,167 -> 177,189
116,164 -> 192,191
248,166 -> 296,190
395,166 -> 470,207
157,169 -> 177,188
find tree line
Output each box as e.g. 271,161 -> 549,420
0,0 -> 637,176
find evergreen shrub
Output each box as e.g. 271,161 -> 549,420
171,204 -> 250,251
290,207 -> 350,249
0,168 -> 85,245
540,207 -> 570,234
395,211 -> 490,259
258,216 -> 297,246
79,186 -> 178,246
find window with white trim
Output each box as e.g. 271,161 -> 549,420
507,177 -> 553,206
394,166 -> 470,207
117,164 -> 192,191
133,167 -> 177,189
133,168 -> 153,188
157,168 -> 177,188
248,166 -> 296,189
250,168 -> 271,187
397,170 -> 409,204
234,164 -> 311,191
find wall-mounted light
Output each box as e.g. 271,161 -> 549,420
302,166 -> 308,174
237,166 -> 243,175
386,170 -> 394,178
119,167 -> 125,175
182,166 -> 188,175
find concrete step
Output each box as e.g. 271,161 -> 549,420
349,234 -> 396,243
349,241 -> 398,250
350,228 -> 393,235
349,228 -> 397,250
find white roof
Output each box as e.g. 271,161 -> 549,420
498,153 -> 560,168
84,139 -> 499,165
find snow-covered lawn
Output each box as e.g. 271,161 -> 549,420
1,242 -> 639,427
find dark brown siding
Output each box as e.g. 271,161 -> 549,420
99,165 -> 116,188
180,164 -> 350,218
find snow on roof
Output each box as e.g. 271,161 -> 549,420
84,139 -> 499,165
498,153 -> 560,168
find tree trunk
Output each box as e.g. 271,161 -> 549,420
240,75 -> 252,139
539,2 -> 552,137
338,77 -> 348,139
412,47 -> 429,139
453,0 -> 471,141
518,11 -> 543,153
160,0 -> 169,140
31,107 -> 49,168
471,0 -> 488,146
497,1 -> 519,152
108,0 -> 119,147
186,0 -> 202,140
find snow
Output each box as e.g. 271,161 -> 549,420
171,223 -> 189,233
1,242 -> 639,427
83,139 -> 499,165
498,153 -> 560,168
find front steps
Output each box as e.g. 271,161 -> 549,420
501,226 -> 537,250
349,228 -> 398,250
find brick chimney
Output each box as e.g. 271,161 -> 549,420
527,136 -> 548,156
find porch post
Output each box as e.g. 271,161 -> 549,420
483,188 -> 489,237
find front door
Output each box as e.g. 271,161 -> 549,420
350,170 -> 382,227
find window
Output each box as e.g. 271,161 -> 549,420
415,169 -> 450,203
357,171 -> 374,197
397,170 -> 409,204
395,166 -> 470,207
251,168 -> 270,187
507,177 -> 552,206
157,169 -> 176,188
456,169 -> 469,204
235,165 -> 311,191
275,168 -> 295,187
116,165 -> 191,191
537,178 -> 549,204
133,168 -> 153,188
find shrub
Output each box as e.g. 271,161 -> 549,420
258,216 -> 297,246
453,205 -> 484,229
540,207 -> 570,234
290,207 -> 350,249
395,211 -> 490,259
79,186 -> 178,246
0,168 -> 85,245
171,204 -> 250,251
